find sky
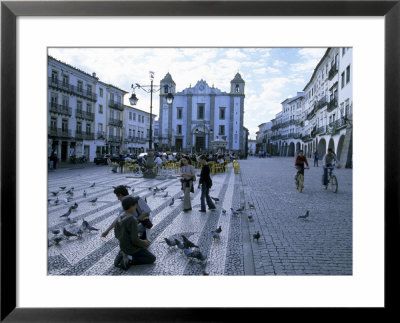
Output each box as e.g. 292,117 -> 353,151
48,47 -> 327,139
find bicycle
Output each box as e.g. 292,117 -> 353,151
324,166 -> 338,193
294,166 -> 309,193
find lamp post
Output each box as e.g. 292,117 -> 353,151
129,71 -> 174,178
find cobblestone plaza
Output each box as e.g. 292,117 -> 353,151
48,157 -> 352,276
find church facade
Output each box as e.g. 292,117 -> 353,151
157,72 -> 246,156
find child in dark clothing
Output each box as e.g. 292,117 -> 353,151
114,196 -> 156,270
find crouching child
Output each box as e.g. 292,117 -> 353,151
114,196 -> 156,270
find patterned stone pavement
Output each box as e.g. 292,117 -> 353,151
48,157 -> 352,276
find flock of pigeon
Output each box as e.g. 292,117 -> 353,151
48,182 -> 99,247
163,234 -> 208,262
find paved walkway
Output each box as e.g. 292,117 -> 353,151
47,157 -> 352,276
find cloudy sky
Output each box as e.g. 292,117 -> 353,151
48,47 -> 327,139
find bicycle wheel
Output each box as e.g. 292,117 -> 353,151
297,174 -> 304,192
330,175 -> 338,193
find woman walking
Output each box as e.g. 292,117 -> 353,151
179,156 -> 196,212
198,155 -> 216,212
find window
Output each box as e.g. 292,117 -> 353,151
198,105 -> 204,119
177,125 -> 182,134
76,121 -> 82,134
219,107 -> 225,120
51,70 -> 58,82
62,119 -> 68,132
50,93 -> 58,107
341,72 -> 345,88
342,48 -> 346,56
77,80 -> 83,92
235,84 -> 240,93
99,104 -> 103,114
219,125 -> 225,135
86,123 -> 91,134
87,84 -> 92,95
98,123 -> 103,132
133,113 -> 136,121
50,117 -> 57,130
129,112 -> 132,120
132,129 -> 136,137
110,93 -> 114,102
62,74 -> 69,86
62,96 -> 69,107
346,65 -> 351,84
99,88 -> 103,97
177,108 -> 183,119
77,100 -> 82,111
129,129 -> 132,137
110,109 -> 114,119
164,85 -> 169,94
86,103 -> 92,113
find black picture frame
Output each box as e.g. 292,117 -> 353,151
1,1 -> 399,321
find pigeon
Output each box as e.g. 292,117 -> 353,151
162,192 -> 169,198
148,187 -> 153,191
211,197 -> 219,202
160,186 -> 167,191
184,248 -> 207,261
153,186 -> 160,192
83,190 -> 87,197
215,226 -> 222,233
60,207 -> 72,217
59,186 -> 66,190
65,189 -> 73,194
131,188 -> 135,193
236,206 -> 245,213
248,215 -> 254,221
51,229 -> 60,235
50,235 -> 63,246
174,239 -> 185,250
164,237 -> 177,247
82,219 -> 99,232
168,198 -> 175,207
253,231 -> 260,242
48,198 -> 51,203
76,226 -> 85,238
89,197 -> 98,203
54,198 -> 60,205
248,202 -> 255,209
65,217 -> 77,225
63,227 -> 77,238
89,182 -> 95,187
70,202 -> 78,210
182,235 -> 199,249
222,208 -> 227,215
178,196 -> 184,201
298,210 -> 310,219
144,197 -> 147,203
63,196 -> 73,203
230,208 -> 239,216
51,191 -> 59,196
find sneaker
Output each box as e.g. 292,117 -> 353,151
199,209 -> 206,213
322,185 -> 327,190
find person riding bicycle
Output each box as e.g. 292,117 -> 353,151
322,148 -> 339,189
294,150 -> 309,183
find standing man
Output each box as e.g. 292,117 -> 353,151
322,148 -> 339,189
313,150 -> 319,167
197,155 -> 216,212
102,185 -> 152,240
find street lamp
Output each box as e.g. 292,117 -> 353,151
129,71 -> 174,178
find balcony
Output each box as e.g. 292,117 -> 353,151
315,125 -> 326,135
75,131 -> 95,140
49,102 -> 72,116
306,107 -> 316,120
48,78 -> 97,102
75,109 -> 95,121
315,97 -> 328,111
125,136 -> 147,144
327,98 -> 338,112
48,127 -> 72,138
97,132 -> 106,140
108,135 -> 122,143
328,65 -> 338,80
108,100 -> 124,111
108,118 -> 123,127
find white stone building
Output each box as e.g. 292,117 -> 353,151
157,72 -> 246,155
122,104 -> 156,155
270,47 -> 353,167
48,56 -> 128,161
